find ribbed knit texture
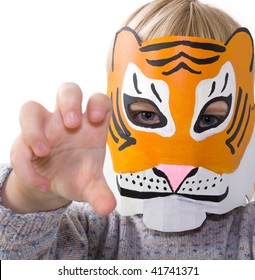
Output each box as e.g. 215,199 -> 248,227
0,164 -> 254,260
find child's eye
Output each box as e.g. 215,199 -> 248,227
132,111 -> 160,125
199,114 -> 224,128
194,99 -> 230,132
128,101 -> 161,125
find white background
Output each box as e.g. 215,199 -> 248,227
0,0 -> 254,200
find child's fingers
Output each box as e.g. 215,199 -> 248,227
83,93 -> 113,149
56,83 -> 83,128
10,136 -> 50,191
19,101 -> 50,157
86,93 -> 112,124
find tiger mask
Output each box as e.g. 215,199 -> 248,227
107,27 -> 255,232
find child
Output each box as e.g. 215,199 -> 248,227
0,0 -> 255,259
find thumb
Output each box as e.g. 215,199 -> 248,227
83,177 -> 117,215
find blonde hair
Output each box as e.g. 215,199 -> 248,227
107,0 -> 241,73
120,0 -> 255,89
123,0 -> 240,42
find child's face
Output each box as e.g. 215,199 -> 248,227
107,27 -> 255,232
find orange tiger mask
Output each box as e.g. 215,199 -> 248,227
107,27 -> 255,232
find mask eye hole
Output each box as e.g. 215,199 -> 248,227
194,97 -> 232,133
124,94 -> 167,129
128,101 -> 161,125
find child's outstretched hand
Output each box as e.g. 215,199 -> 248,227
2,83 -> 116,215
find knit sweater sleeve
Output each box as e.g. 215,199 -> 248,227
0,164 -> 120,260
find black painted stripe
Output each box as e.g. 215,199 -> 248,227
226,93 -> 248,154
140,40 -> 226,53
146,52 -> 220,67
237,104 -> 251,148
227,87 -> 242,134
151,83 -> 162,103
133,73 -> 142,94
162,62 -> 201,75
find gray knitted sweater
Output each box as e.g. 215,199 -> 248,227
0,164 -> 254,260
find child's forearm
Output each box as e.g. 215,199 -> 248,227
0,164 -> 68,259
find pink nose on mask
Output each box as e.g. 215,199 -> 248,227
156,164 -> 196,192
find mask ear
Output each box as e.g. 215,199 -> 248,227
111,27 -> 142,72
225,27 -> 254,113
225,27 -> 254,73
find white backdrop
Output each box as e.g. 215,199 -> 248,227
0,0 -> 254,202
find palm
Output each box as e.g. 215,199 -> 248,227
32,110 -> 109,203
